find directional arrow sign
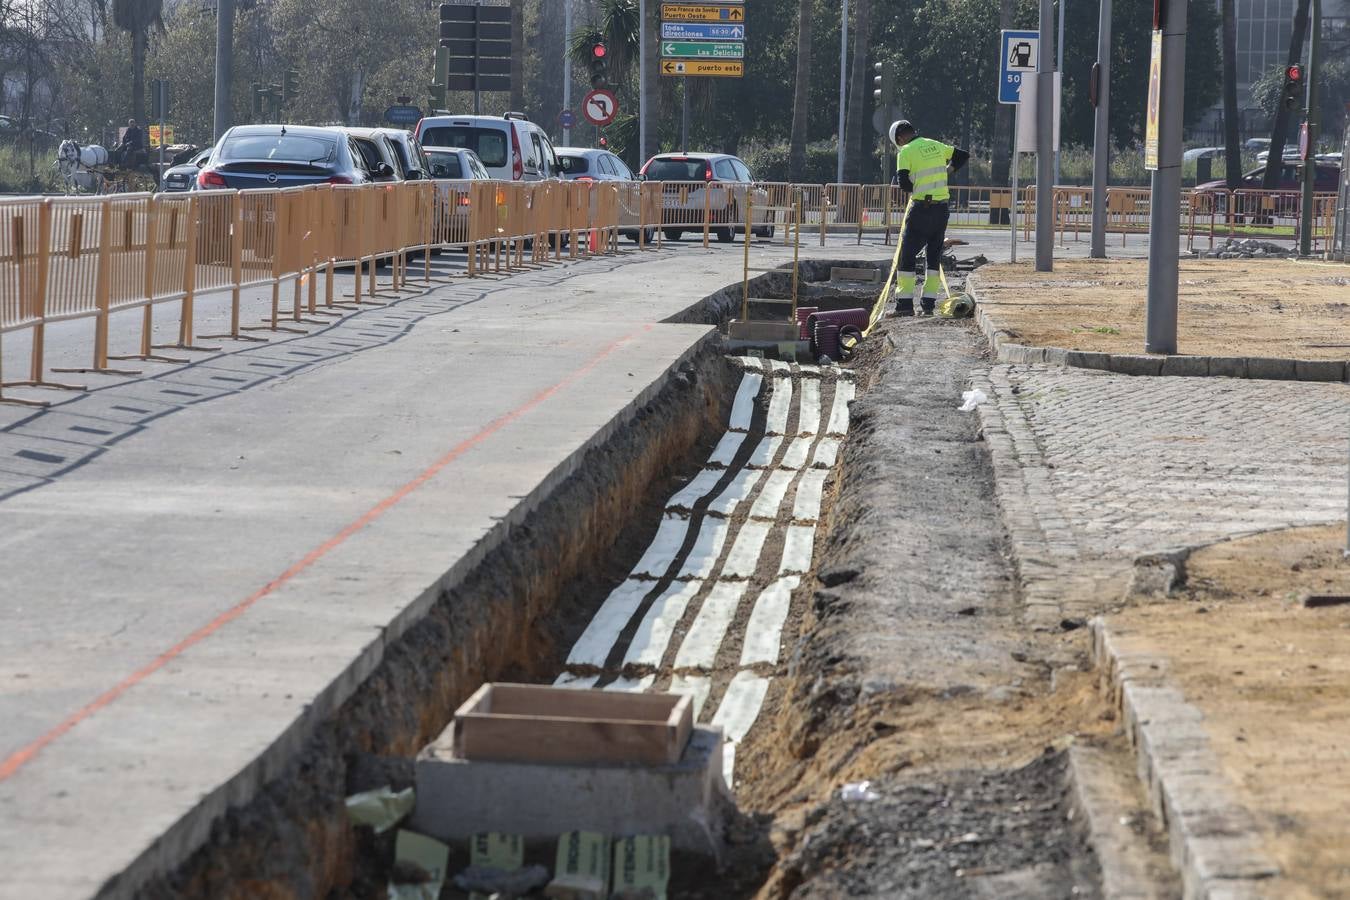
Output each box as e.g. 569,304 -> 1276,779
661,40 -> 744,59
660,22 -> 745,40
660,59 -> 744,78
661,4 -> 744,22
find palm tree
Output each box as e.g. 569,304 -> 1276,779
567,0 -> 640,90
1263,0 -> 1311,189
111,0 -> 163,124
788,0 -> 815,181
1221,0 -> 1241,188
843,0 -> 872,183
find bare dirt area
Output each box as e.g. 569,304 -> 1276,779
739,308 -> 1119,898
973,258 -> 1350,359
1112,525 -> 1350,898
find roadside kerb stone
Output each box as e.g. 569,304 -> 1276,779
968,273 -> 1349,383
1092,619 -> 1283,899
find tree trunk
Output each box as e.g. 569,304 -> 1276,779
132,27 -> 146,124
991,0 -> 1015,185
1221,0 -> 1241,188
842,0 -> 870,183
1263,0 -> 1310,189
788,0 -> 814,181
510,0 -> 524,112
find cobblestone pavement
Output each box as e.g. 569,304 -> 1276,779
973,364 -> 1349,629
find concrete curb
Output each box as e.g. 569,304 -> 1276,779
1090,618 -> 1283,899
967,273 -> 1350,383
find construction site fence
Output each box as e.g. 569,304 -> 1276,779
2,178 -> 1347,405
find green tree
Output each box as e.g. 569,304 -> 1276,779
111,0 -> 163,124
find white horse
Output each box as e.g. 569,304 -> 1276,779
56,139 -> 110,193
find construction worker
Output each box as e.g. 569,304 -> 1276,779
889,120 -> 969,316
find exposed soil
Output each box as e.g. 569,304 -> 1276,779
972,258 -> 1350,360
1110,525 -> 1350,899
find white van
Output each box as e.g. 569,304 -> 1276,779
415,112 -> 561,182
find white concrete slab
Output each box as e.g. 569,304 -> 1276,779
792,469 -> 829,523
566,579 -> 654,667
797,379 -> 822,436
604,675 -> 657,693
779,437 -> 814,470
622,581 -> 704,668
739,577 -> 800,667
744,436 -> 783,468
827,381 -> 856,435
748,469 -> 796,521
727,372 -> 763,432
706,430 -> 747,467
779,525 -> 817,575
630,514 -> 699,578
667,674 -> 712,721
765,377 -> 793,435
705,468 -> 764,517
711,671 -> 772,786
721,521 -> 773,579
811,438 -> 841,468
673,582 -> 747,671
667,469 -> 724,511
554,673 -> 601,689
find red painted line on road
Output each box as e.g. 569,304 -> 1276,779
0,324 -> 655,783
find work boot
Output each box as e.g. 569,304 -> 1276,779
893,298 -> 915,317
920,298 -> 936,317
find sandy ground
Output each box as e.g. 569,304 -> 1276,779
973,258 -> 1350,360
1112,525 -> 1350,899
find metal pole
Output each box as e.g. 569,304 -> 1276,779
638,0 -> 646,162
1035,0 -> 1054,271
1090,0 -> 1111,258
212,0 -> 234,141
836,0 -> 849,185
157,81 -> 165,184
1145,0 -> 1188,354
563,0 -> 572,144
681,78 -> 689,151
1299,0 -> 1321,256
1011,113 -> 1019,263
1054,0 -> 1066,186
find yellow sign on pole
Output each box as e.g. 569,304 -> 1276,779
148,125 -> 176,148
660,4 -> 744,23
659,59 -> 744,78
1144,29 -> 1162,171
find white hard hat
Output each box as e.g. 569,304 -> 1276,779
888,119 -> 915,147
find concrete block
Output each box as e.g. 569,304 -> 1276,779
1043,346 -> 1069,366
1294,358 -> 1346,382
1207,356 -> 1247,378
1158,355 -> 1210,377
727,320 -> 797,342
1245,356 -> 1296,381
1000,343 -> 1030,364
411,724 -> 731,858
1065,350 -> 1111,371
829,266 -> 881,283
1109,354 -> 1164,377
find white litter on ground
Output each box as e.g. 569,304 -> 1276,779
728,373 -> 763,431
673,582 -> 748,670
739,577 -> 800,666
621,580 -> 705,668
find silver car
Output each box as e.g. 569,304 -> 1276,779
555,147 -> 637,182
640,152 -> 772,243
424,147 -> 491,180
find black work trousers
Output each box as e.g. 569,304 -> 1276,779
899,200 -> 950,288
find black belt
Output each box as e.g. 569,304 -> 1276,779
912,196 -> 947,206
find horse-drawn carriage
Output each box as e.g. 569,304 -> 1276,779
55,140 -> 199,194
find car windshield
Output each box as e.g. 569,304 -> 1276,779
427,151 -> 463,178
219,133 -> 334,163
421,126 -> 507,168
646,158 -> 706,181
558,155 -> 589,174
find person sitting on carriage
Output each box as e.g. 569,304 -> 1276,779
114,118 -> 144,167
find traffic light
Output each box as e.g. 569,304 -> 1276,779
282,69 -> 300,105
1282,64 -> 1304,112
872,61 -> 892,108
589,40 -> 608,88
428,82 -> 447,109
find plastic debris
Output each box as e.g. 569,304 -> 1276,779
387,830 -> 448,900
958,389 -> 988,412
839,780 -> 881,802
346,786 -> 415,834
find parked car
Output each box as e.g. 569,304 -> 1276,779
197,125 -> 371,189
161,148 -> 210,192
639,152 -> 772,243
338,127 -> 402,183
1194,161 -> 1341,220
414,112 -> 561,182
375,127 -> 432,180
555,147 -> 637,182
424,146 -> 491,180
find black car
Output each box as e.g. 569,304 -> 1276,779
196,124 -> 371,190
161,148 -> 210,193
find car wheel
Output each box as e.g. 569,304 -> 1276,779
754,225 -> 775,239
664,228 -> 683,241
716,227 -> 734,243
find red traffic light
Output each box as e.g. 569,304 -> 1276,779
592,42 -> 607,59
1287,64 -> 1303,82
598,136 -> 608,147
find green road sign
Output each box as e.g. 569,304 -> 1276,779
660,40 -> 744,59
